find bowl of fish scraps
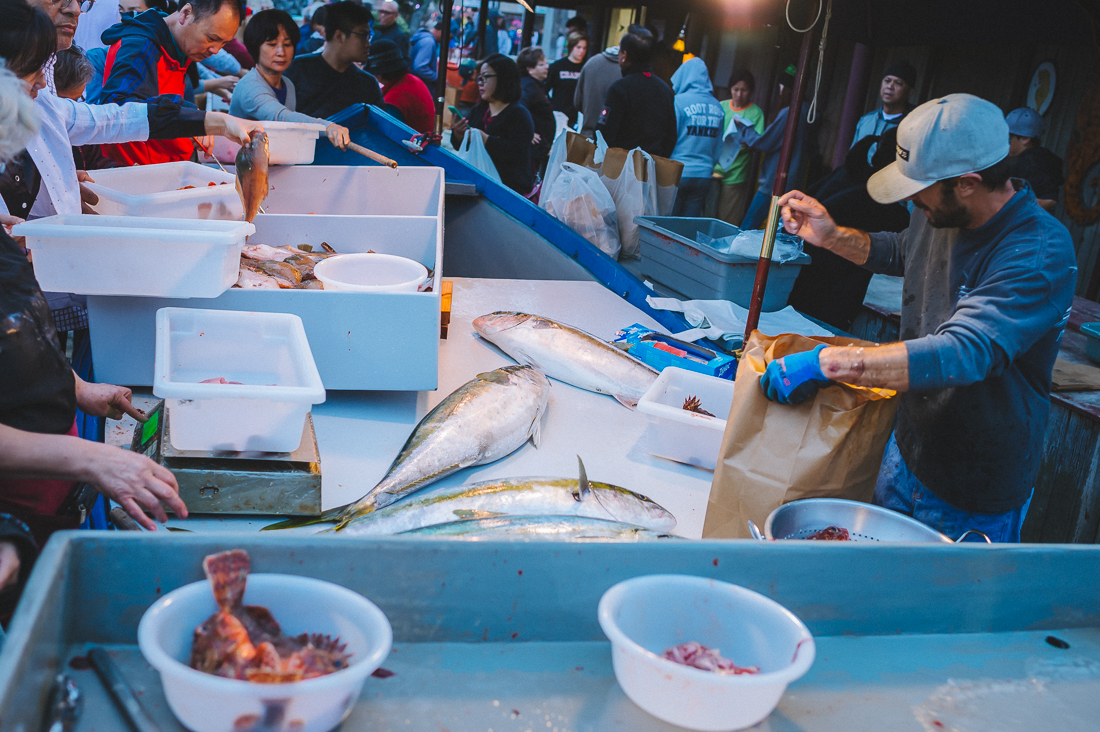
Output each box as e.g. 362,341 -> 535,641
598,574 -> 815,732
314,253 -> 429,292
138,550 -> 392,732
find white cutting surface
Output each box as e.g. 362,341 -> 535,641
108,278 -> 718,538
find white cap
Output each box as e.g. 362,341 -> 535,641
867,93 -> 1010,204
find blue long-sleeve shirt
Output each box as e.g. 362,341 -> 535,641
409,29 -> 438,86
735,102 -> 812,194
863,182 -> 1077,513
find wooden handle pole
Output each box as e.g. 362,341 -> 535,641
347,142 -> 399,168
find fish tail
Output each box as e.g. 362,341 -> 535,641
260,505 -> 346,531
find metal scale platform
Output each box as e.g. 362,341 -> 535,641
130,401 -> 322,516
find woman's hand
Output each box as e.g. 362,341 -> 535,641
326,123 -> 350,150
0,542 -> 20,591
73,376 -> 146,421
1,214 -> 24,238
203,75 -> 237,101
450,115 -> 468,147
205,112 -> 265,146
532,132 -> 541,145
79,441 -> 187,531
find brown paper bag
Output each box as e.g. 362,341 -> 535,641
703,331 -> 900,539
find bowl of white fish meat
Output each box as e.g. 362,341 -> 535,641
597,574 -> 815,731
138,550 -> 392,732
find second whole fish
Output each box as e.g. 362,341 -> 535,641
324,458 -> 677,536
265,365 -> 551,530
235,131 -> 269,223
398,515 -> 675,541
473,312 -> 658,408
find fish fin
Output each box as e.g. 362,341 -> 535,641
529,412 -> 543,448
453,509 -> 507,519
613,393 -> 639,410
476,369 -> 513,385
261,505 -> 345,531
573,456 -> 591,501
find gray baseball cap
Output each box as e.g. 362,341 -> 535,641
867,93 -> 1010,204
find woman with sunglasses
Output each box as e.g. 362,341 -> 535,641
450,54 -> 535,196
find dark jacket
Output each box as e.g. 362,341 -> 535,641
373,23 -> 410,59
459,101 -> 535,194
97,10 -> 206,164
409,28 -> 439,86
546,57 -> 583,126
595,64 -> 676,158
285,52 -> 383,119
520,76 -> 555,162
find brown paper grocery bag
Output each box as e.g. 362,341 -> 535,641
703,331 -> 899,539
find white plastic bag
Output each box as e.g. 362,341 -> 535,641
600,147 -> 658,259
543,163 -> 621,258
540,129 -> 570,212
442,129 -> 503,185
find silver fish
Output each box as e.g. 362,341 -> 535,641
472,312 -> 658,408
235,131 -> 269,223
398,515 -> 675,541
324,457 -> 677,535
265,365 -> 550,530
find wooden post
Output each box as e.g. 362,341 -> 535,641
742,11 -> 817,344
434,0 -> 455,135
476,0 -> 489,58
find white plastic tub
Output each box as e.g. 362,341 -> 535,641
12,215 -> 254,298
153,307 -> 326,452
84,161 -> 242,220
201,121 -> 327,165
598,575 -> 815,732
636,367 -> 735,471
138,574 -> 392,732
314,253 -> 429,292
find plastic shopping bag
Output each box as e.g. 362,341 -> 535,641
600,147 -> 658,259
442,129 -> 503,185
540,129 -> 570,212
542,163 -> 621,258
703,331 -> 899,539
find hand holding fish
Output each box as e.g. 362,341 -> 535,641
326,123 -> 350,150
205,112 -> 265,146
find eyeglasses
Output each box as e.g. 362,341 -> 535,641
51,0 -> 96,12
377,9 -> 398,16
476,74 -> 496,84
349,29 -> 371,41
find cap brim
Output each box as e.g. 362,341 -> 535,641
867,162 -> 936,204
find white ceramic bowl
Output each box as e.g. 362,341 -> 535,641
314,253 -> 428,292
138,574 -> 392,732
598,575 -> 815,732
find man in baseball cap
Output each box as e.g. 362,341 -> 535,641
1005,107 -> 1064,213
759,93 -> 1077,543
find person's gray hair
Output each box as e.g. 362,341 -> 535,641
0,62 -> 39,165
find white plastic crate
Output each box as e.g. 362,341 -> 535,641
200,121 -> 327,165
88,194 -> 444,391
153,308 -> 325,452
84,161 -> 242,220
13,215 -> 254,298
263,165 -> 444,217
636,367 -> 735,471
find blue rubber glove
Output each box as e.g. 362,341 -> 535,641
760,344 -> 832,405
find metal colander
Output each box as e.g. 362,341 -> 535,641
754,498 -> 989,543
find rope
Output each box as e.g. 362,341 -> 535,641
807,0 -> 833,124
785,0 -> 823,34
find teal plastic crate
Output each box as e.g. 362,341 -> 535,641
635,216 -> 811,311
1082,322 -> 1100,363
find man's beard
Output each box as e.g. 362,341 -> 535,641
921,184 -> 972,229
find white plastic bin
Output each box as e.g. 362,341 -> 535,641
153,308 -> 326,452
636,367 -> 735,471
200,121 -> 327,165
13,215 -> 254,298
84,161 -> 242,220
264,165 -> 444,217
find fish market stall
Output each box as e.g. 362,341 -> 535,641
4,534 -> 1100,732
105,278 -> 716,538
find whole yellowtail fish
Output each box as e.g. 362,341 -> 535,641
235,131 -> 269,223
398,515 -> 675,541
323,457 -> 677,535
265,365 -> 551,531
473,312 -> 658,408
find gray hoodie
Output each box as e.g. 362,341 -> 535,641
670,58 -> 724,178
573,46 -> 620,138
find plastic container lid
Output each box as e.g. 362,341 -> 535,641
314,253 -> 429,292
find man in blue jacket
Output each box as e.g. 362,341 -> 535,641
669,57 -> 723,217
763,94 -> 1077,543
